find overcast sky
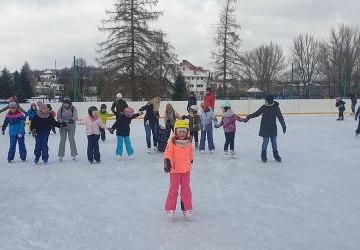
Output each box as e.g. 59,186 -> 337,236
0,0 -> 359,71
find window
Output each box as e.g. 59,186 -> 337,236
197,84 -> 203,88
201,77 -> 203,80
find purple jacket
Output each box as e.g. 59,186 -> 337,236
216,110 -> 245,133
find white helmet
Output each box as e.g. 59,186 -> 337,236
189,105 -> 198,112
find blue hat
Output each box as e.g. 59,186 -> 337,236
221,100 -> 231,108
265,95 -> 274,104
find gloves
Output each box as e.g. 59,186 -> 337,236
283,127 -> 286,134
214,117 -> 218,122
182,115 -> 187,120
214,123 -> 220,129
68,119 -> 74,124
32,129 -> 37,137
1,130 -> 5,135
244,118 -> 249,123
108,128 -> 114,134
164,159 -> 172,173
145,120 -> 149,126
139,111 -> 144,115
17,134 -> 23,138
61,121 -> 67,127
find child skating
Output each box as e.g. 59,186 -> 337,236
214,100 -> 245,159
110,107 -> 142,160
335,97 -> 346,121
99,104 -> 114,142
25,103 -> 37,134
182,105 -> 201,150
1,102 -> 27,162
199,102 -> 216,153
85,106 -> 109,164
31,102 -> 66,165
245,95 -> 286,163
164,120 -> 193,221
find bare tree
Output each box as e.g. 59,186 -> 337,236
212,0 -> 241,96
320,24 -> 360,97
292,33 -> 323,97
98,0 -> 175,97
244,42 -> 285,93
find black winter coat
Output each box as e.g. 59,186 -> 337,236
31,114 -> 62,134
335,100 -> 346,111
139,103 -> 159,125
247,102 -> 286,138
111,113 -> 141,137
111,99 -> 128,116
187,95 -> 197,110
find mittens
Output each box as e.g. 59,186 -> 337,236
164,158 -> 172,173
1,130 -> 5,135
283,127 -> 286,134
108,128 -> 114,134
31,129 -> 37,137
61,121 -> 67,127
68,119 -> 74,124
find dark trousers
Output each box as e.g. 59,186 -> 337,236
339,109 -> 345,119
224,132 -> 235,151
100,128 -> 106,141
190,131 -> 199,143
87,134 -> 100,162
34,132 -> 50,161
8,135 -> 27,161
262,137 -> 278,152
356,119 -> 360,135
351,102 -> 357,113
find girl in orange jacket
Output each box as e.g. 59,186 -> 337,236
164,119 -> 193,221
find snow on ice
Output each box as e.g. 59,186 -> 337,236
0,115 -> 359,250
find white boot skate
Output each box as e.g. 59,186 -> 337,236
183,211 -> 192,221
166,210 -> 175,222
230,150 -> 237,159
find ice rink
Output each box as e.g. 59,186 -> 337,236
0,115 -> 359,250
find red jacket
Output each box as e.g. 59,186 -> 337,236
204,92 -> 215,110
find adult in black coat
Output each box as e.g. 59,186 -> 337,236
245,95 -> 286,162
111,93 -> 128,118
187,92 -> 197,111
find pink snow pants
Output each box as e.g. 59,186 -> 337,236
165,172 -> 192,211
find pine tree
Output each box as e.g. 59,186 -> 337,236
18,62 -> 34,101
12,71 -> 22,100
212,0 -> 241,97
0,68 -> 13,98
98,0 -> 176,97
172,73 -> 187,101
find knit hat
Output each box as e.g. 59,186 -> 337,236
116,93 -> 122,99
123,107 -> 134,118
265,95 -> 274,104
221,100 -> 231,109
37,102 -> 50,118
8,102 -> 17,109
62,96 -> 71,104
100,104 -> 107,109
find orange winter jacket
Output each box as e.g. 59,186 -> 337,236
164,137 -> 193,174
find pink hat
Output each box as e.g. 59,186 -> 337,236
123,107 -> 134,118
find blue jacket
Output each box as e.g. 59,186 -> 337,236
25,108 -> 37,120
2,111 -> 26,136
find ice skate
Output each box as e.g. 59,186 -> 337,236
72,156 -> 77,161
59,157 -> 64,162
183,211 -> 192,221
223,151 -> 230,159
210,149 -> 215,154
273,151 -> 282,162
147,148 -> 151,153
195,142 -> 199,150
166,210 -> 175,222
230,150 -> 237,159
116,155 -> 124,161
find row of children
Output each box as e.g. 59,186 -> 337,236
162,95 -> 287,221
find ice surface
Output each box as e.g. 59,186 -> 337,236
0,115 -> 359,250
